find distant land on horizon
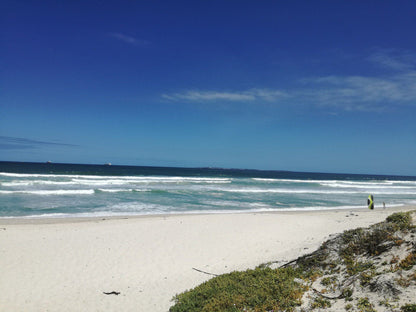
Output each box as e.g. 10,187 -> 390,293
1,160 -> 415,180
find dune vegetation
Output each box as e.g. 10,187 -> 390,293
170,211 -> 416,312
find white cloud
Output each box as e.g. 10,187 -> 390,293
368,49 -> 416,71
302,71 -> 416,111
108,32 -> 149,46
299,50 -> 416,110
162,50 -> 416,112
162,89 -> 289,103
163,90 -> 255,101
251,89 -> 289,102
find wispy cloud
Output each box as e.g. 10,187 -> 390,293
368,49 -> 416,71
300,72 -> 416,111
163,50 -> 416,112
108,32 -> 149,46
162,89 -> 289,102
0,136 -> 78,150
300,50 -> 416,111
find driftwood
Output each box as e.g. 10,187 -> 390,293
280,258 -> 297,268
103,291 -> 120,295
192,267 -> 219,276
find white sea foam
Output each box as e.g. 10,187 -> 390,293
252,177 -> 416,187
95,188 -> 151,193
0,172 -> 97,179
102,202 -> 175,213
215,188 -> 416,195
0,172 -> 231,183
1,181 -> 77,187
252,178 -> 324,183
72,179 -> 132,186
201,200 -> 243,207
0,203 -> 409,219
0,190 -> 95,195
326,181 -> 393,185
319,181 -> 413,187
1,181 -> 34,187
319,183 -> 416,190
96,188 -> 133,193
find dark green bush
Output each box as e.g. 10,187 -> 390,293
170,267 -> 307,312
401,304 -> 416,312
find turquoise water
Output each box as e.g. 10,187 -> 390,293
1,161 -> 416,218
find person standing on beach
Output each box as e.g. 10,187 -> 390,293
367,195 -> 374,210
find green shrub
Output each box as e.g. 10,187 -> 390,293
399,252 -> 416,270
386,212 -> 412,230
320,276 -> 338,291
340,287 -> 353,300
170,267 -> 307,312
311,297 -> 331,309
359,269 -> 376,286
341,223 -> 401,258
357,297 -> 376,312
401,304 -> 416,312
345,260 -> 374,276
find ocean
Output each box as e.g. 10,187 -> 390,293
1,161 -> 416,218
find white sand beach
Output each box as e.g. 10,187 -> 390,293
1,206 -> 415,312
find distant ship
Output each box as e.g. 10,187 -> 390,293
46,161 -> 52,164
105,163 -> 112,166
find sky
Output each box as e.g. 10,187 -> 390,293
1,1 -> 416,176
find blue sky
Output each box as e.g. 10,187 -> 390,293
1,1 -> 416,175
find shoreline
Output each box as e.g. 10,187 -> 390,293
1,206 -> 415,312
0,204 -> 413,225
